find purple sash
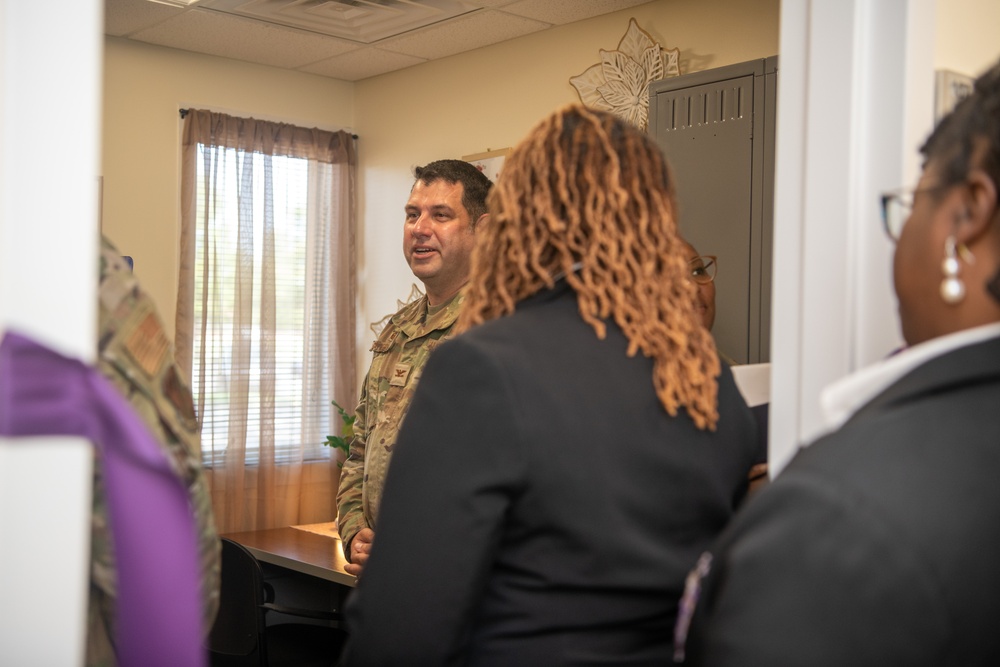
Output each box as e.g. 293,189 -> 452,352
0,331 -> 205,667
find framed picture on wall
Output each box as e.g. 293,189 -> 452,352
934,69 -> 974,123
462,148 -> 511,183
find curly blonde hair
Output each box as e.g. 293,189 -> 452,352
458,105 -> 720,430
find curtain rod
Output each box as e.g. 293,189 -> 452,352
179,108 -> 358,140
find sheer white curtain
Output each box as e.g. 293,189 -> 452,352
177,109 -> 357,532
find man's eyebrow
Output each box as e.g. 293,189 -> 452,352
405,203 -> 456,214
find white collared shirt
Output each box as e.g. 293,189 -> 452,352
819,321 -> 1000,433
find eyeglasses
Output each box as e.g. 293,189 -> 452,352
879,184 -> 949,241
688,255 -> 717,285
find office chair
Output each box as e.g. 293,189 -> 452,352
207,538 -> 346,667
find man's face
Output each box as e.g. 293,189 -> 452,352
403,179 -> 478,304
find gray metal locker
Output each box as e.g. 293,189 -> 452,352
649,56 -> 777,364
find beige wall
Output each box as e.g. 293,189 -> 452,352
101,0 -> 780,372
935,0 -> 1000,76
354,0 -> 780,361
101,37 -> 354,326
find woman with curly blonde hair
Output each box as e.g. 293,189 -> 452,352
460,105 -> 721,429
342,105 -> 759,667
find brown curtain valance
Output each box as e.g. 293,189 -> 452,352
181,108 -> 356,165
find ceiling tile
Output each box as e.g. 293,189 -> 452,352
377,9 -> 550,60
131,8 -> 360,69
199,0 -> 483,44
105,0 -> 661,81
502,0 -> 656,25
463,0 -> 522,7
105,0 -> 186,36
299,48 -> 427,82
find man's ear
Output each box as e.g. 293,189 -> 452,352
956,168 -> 998,245
472,213 -> 489,231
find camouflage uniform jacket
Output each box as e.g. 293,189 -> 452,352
88,237 -> 221,666
337,291 -> 464,556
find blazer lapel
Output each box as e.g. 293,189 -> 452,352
849,335 -> 1000,425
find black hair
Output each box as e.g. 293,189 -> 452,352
921,60 -> 1000,189
413,159 -> 493,223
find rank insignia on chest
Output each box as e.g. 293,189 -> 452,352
390,363 -> 412,387
124,312 -> 169,378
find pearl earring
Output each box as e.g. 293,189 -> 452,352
940,235 -> 965,305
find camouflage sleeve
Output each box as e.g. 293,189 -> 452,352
90,238 -> 221,666
170,429 -> 221,637
337,381 -> 370,559
95,362 -> 222,636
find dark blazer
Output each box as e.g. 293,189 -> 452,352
683,333 -> 1000,667
341,281 -> 759,666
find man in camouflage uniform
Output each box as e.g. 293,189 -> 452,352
337,160 -> 492,576
87,236 -> 220,666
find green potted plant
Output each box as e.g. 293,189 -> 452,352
324,400 -> 355,467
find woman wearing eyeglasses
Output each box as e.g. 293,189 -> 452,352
679,240 -> 768,492
679,239 -> 718,332
677,60 -> 1000,666
678,240 -> 743,367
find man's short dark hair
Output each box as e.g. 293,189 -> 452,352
413,159 -> 493,223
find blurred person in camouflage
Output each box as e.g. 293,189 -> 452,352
87,236 -> 220,666
336,160 -> 492,577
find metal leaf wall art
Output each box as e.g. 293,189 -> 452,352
570,18 -> 680,131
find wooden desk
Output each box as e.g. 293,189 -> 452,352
222,523 -> 357,588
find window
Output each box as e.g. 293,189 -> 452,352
177,110 -> 357,471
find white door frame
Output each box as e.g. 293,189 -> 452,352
0,1 -> 102,663
769,0 -> 936,473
